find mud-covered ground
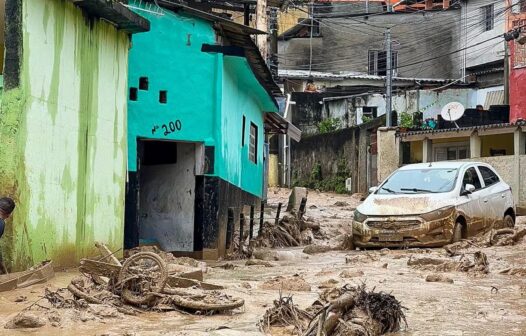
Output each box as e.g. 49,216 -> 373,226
0,188 -> 525,335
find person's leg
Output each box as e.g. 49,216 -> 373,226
0,251 -> 7,274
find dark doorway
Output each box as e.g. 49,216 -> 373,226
125,140 -> 196,252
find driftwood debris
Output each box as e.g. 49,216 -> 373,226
261,295 -> 313,334
304,285 -> 406,336
261,285 -> 406,336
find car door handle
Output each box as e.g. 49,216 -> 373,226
501,194 -> 506,198
483,199 -> 489,203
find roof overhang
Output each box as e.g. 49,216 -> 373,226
264,112 -> 302,142
70,0 -> 150,33
398,122 -> 524,141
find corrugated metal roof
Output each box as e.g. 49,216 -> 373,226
397,120 -> 526,137
278,69 -> 453,83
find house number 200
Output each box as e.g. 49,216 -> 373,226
152,120 -> 182,136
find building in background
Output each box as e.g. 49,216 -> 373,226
507,0 -> 526,121
0,0 -> 149,270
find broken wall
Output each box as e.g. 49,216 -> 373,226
0,0 -> 131,270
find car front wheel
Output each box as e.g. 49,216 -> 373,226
504,214 -> 515,228
451,222 -> 462,243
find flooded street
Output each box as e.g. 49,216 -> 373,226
0,189 -> 525,335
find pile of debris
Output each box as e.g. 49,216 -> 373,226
408,251 -> 489,275
10,243 -> 245,329
254,215 -> 321,249
444,227 -> 526,255
66,244 -> 243,313
261,284 -> 406,336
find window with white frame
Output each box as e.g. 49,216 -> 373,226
481,4 -> 494,32
433,142 -> 469,162
249,123 -> 258,164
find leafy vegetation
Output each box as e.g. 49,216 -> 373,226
293,159 -> 350,194
362,115 -> 373,124
317,118 -> 341,134
399,112 -> 414,128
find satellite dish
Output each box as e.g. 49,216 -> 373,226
441,102 -> 465,122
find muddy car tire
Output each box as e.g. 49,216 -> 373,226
451,222 -> 462,243
504,215 -> 515,228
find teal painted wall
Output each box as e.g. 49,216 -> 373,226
127,5 -> 218,172
128,3 -> 277,198
219,56 -> 271,197
0,0 -> 130,270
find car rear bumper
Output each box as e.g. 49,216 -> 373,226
352,212 -> 456,248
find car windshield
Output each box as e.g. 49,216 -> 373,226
377,168 -> 458,194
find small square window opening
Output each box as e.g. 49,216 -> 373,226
129,87 -> 138,101
159,90 -> 167,104
139,77 -> 149,90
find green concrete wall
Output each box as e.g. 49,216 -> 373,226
0,0 -> 130,270
127,2 -> 277,198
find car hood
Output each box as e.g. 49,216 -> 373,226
357,194 -> 454,216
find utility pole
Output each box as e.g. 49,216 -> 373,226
504,40 -> 510,105
269,7 -> 278,79
385,28 -> 392,127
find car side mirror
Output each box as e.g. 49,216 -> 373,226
461,184 -> 476,196
369,186 -> 378,194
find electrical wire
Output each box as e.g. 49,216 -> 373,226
277,12 -> 511,70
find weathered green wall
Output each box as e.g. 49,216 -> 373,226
0,0 -> 130,270
127,2 -> 277,198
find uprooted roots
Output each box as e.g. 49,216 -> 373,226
262,285 -> 406,336
261,294 -> 313,334
304,284 -> 407,336
253,216 -> 321,249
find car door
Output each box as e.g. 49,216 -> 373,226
458,166 -> 486,236
477,165 -> 509,228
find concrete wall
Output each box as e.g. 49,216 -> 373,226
139,142 -> 196,252
463,0 -> 506,69
377,128 -> 400,184
279,10 -> 463,79
0,0 -> 131,269
291,118 -> 384,194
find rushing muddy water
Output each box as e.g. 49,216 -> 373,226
0,190 -> 525,335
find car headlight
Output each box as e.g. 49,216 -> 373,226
353,210 -> 367,223
420,206 -> 455,221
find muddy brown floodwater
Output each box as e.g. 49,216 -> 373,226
0,188 -> 525,335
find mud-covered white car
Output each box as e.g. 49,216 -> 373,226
353,162 -> 515,247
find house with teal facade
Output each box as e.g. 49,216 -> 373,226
124,1 -> 288,259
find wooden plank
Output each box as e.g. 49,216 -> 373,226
95,242 -> 122,266
79,259 -> 122,279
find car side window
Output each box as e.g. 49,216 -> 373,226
462,167 -> 482,190
478,166 -> 500,187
